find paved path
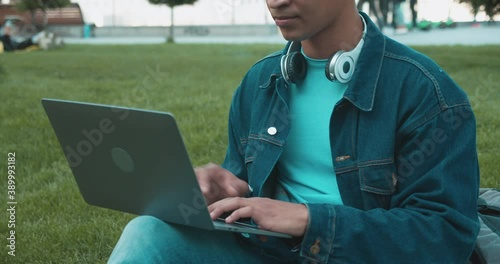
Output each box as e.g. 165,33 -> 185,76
385,25 -> 500,46
64,24 -> 500,46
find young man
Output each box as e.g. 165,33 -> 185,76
1,21 -> 35,52
109,0 -> 479,263
0,21 -> 60,52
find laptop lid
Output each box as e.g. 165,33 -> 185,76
42,98 -> 216,230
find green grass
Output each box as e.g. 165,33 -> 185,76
0,44 -> 499,263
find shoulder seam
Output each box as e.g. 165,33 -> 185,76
403,103 -> 471,136
253,50 -> 282,67
384,51 -> 447,109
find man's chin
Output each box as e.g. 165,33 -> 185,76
279,32 -> 304,42
278,27 -> 310,42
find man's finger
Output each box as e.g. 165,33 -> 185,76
226,206 -> 253,223
208,197 -> 247,218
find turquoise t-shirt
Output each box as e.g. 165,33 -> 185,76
277,53 -> 347,204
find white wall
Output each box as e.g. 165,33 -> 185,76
71,0 -> 272,27
6,0 -> 496,27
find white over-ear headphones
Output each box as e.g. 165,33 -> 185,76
280,15 -> 367,84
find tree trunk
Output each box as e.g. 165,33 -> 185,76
167,6 -> 174,43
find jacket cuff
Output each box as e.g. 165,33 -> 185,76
300,203 -> 336,263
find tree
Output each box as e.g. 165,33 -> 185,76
457,0 -> 500,22
16,0 -> 71,31
484,0 -> 500,21
148,0 -> 198,43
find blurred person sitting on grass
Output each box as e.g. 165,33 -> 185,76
0,21 -> 61,53
108,0 -> 480,263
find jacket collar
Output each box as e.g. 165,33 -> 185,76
345,12 -> 386,112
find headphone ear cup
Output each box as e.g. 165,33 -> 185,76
285,51 -> 307,84
325,51 -> 341,81
325,51 -> 355,83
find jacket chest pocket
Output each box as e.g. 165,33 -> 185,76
358,163 -> 397,210
243,136 -> 284,197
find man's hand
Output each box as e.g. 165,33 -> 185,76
208,197 -> 309,237
194,163 -> 250,205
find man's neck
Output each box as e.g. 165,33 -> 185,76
301,9 -> 364,59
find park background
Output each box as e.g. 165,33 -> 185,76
19,0 -> 500,27
1,0 -> 500,263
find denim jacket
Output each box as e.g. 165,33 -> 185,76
222,12 -> 479,264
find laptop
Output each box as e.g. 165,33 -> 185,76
41,98 -> 291,239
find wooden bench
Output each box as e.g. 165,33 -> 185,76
1,3 -> 84,27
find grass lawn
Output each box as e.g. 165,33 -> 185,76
0,44 -> 499,263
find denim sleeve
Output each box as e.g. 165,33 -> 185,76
300,105 -> 480,263
221,87 -> 248,182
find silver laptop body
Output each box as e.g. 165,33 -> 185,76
42,98 -> 291,239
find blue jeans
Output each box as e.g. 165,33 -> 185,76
393,2 -> 406,28
108,216 -> 301,263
